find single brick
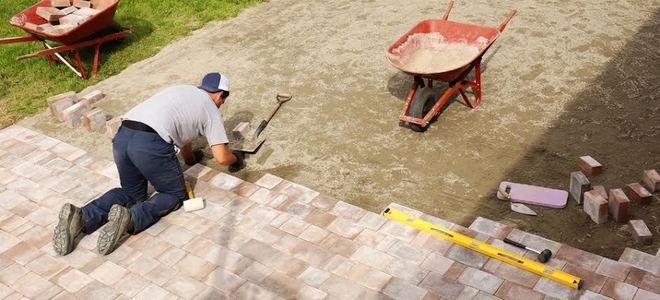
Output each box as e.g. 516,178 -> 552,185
36,7 -> 65,22
37,23 -> 54,32
579,156 -> 603,176
232,122 -> 250,140
73,0 -> 92,8
583,190 -> 608,224
629,220 -> 652,245
58,13 -> 85,25
105,116 -> 122,138
608,189 -> 630,223
619,248 -> 660,277
641,169 -> 660,193
600,279 -> 638,300
50,0 -> 71,8
596,258 -> 631,281
495,281 -> 544,300
592,185 -> 608,200
458,267 -> 503,294
62,101 -> 90,128
60,6 -> 77,14
624,183 -> 652,205
23,22 -> 38,31
81,108 -> 106,131
47,91 -> 76,121
73,7 -> 99,17
570,171 -> 591,204
79,90 -> 104,104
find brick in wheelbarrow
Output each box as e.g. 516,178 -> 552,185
36,7 -> 66,22
578,155 -> 603,176
608,188 -> 630,223
59,14 -> 86,26
629,220 -> 652,245
73,0 -> 93,8
50,0 -> 72,8
570,171 -> 591,204
60,6 -> 78,15
642,169 -> 660,193
47,91 -> 76,122
583,190 -> 608,224
624,183 -> 652,205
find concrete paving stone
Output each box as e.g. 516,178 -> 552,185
255,173 -> 284,189
174,254 -> 216,281
133,283 -> 177,300
385,259 -> 429,284
112,272 -> 150,297
322,254 -> 355,277
163,210 -> 197,227
376,235 -> 401,252
280,217 -> 311,236
346,263 -> 392,291
298,285 -> 328,300
387,240 -> 430,264
0,230 -> 22,255
231,181 -> 260,197
183,163 -> 212,179
456,286 -> 480,299
234,281 -> 282,300
225,196 -> 256,214
327,217 -> 364,239
191,287 -> 228,300
355,228 -> 388,248
6,178 -> 39,197
260,270 -> 304,299
330,201 -> 367,222
561,264 -> 607,292
46,176 -> 80,194
0,168 -> 18,185
578,290 -> 613,299
156,246 -> 187,267
421,252 -> 454,274
26,254 -> 67,278
126,234 -> 172,258
184,215 -> 221,236
279,199 -> 314,219
25,207 -> 56,227
144,218 -> 171,236
299,224 -> 330,244
126,254 -> 160,276
274,231 -> 305,253
238,239 -> 281,264
488,258 -> 541,288
205,268 -> 246,294
245,205 -> 280,225
267,194 -> 290,209
10,161 -> 48,179
77,254 -> 107,274
624,183 -> 652,205
600,279 -> 638,300
319,273 -> 375,299
386,203 -> 424,217
12,271 -> 54,298
351,245 -> 396,271
445,244 -> 489,269
203,226 -> 251,251
240,261 -> 274,284
72,153 -> 96,168
77,232 -> 100,251
89,260 -> 129,286
163,275 -> 206,299
290,239 -> 335,267
275,181 -> 320,204
143,263 -> 176,286
298,266 -> 331,287
3,241 -> 41,266
264,251 -> 309,278
304,208 -> 337,229
380,220 -> 419,242
209,172 -> 244,190
495,281 -> 545,300
533,278 -> 579,300
34,284 -> 64,300
411,231 -> 455,255
6,141 -> 38,158
382,277 -> 427,300
250,224 -> 286,244
157,225 -> 196,247
506,229 -> 563,255
310,194 -> 339,211
625,267 -> 660,294
23,149 -> 56,165
54,268 -> 94,293
193,201 -> 231,222
50,290 -> 77,300
248,188 -> 282,204
9,220 -> 33,236
50,143 -> 86,162
618,248 -> 660,277
419,271 -> 468,299
201,244 -> 251,274
0,214 -> 27,233
469,217 -> 513,240
10,201 -> 39,218
458,267 -> 504,294
628,220 -> 653,245
270,212 -> 290,228
357,211 -> 388,231
65,185 -> 102,204
633,288 -> 660,300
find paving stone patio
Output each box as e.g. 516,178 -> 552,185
0,125 -> 659,299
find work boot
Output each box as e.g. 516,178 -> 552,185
97,204 -> 132,255
53,203 -> 84,256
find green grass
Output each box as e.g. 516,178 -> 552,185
0,0 -> 264,127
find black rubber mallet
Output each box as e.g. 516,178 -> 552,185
503,238 -> 552,263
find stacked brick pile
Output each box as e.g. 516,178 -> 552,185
0,125 -> 658,299
25,0 -> 100,35
571,156 -> 658,245
46,90 -> 107,132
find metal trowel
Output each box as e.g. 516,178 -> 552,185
229,93 -> 292,153
499,186 -> 537,216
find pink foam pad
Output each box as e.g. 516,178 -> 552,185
497,181 -> 568,208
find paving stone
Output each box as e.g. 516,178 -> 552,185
486,258 -> 541,288
275,181 -> 320,204
420,252 -> 457,273
298,266 -> 331,287
600,279 -> 638,300
133,283 -> 177,300
290,239 -> 334,267
310,194 -> 339,211
12,272 -> 54,298
387,239 -> 430,264
0,283 -> 13,299
592,185 -> 609,200
625,267 -> 660,294
163,276 -> 206,299
264,251 -> 309,278
618,248 -> 660,276
327,217 -> 364,239
330,201 -> 367,222
127,235 -> 172,258
183,163 -> 212,179
570,171 -> 591,204
562,264 -> 607,292
191,287 -> 228,300
299,224 -> 330,243
280,217 -> 311,236
356,211 -> 388,231
245,205 -> 280,225
458,267 -> 503,294
469,216 -> 513,240
346,263 -> 392,291
583,190 -> 609,224
209,172 -> 244,190
322,254 -> 355,277
25,207 -> 56,227
113,272 -> 150,297
495,281 -> 544,300
351,245 -> 395,271
445,244 -> 489,269
597,258 -> 631,281
319,273 -> 376,299
628,220 -> 653,245
555,244 -> 604,272
320,233 -> 359,257
234,281 -> 281,300
641,169 -> 660,193
232,181 -> 260,197
89,260 -> 129,286
201,244 -> 251,274
261,271 -> 304,299
411,231 -> 454,254
304,208 -> 337,228
255,173 -> 284,189
54,268 -> 94,293
279,200 -> 314,219
382,277 -> 427,300
240,261 -> 274,284
3,241 -> 41,265
298,285 -> 327,300
156,246 -> 187,267
25,254 -> 67,278
579,290 -> 613,300
0,190 -> 29,210
533,278 -> 579,300
380,220 -> 419,242
624,183 -> 652,205
174,254 -> 215,281
10,200 -> 40,218
633,288 -> 660,300
143,264 -> 176,286
385,259 -> 429,284
205,268 -> 246,294
608,189 -> 631,223
50,142 -> 86,162
419,271 -> 467,299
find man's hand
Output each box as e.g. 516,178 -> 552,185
185,149 -> 204,166
228,151 -> 245,173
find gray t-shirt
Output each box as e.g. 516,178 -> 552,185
124,85 -> 228,147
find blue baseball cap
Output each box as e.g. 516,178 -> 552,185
199,72 -> 230,93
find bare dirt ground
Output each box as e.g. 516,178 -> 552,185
20,0 -> 660,258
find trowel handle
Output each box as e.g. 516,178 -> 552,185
503,238 -> 526,249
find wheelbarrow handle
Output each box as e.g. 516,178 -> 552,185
442,1 -> 454,21
0,35 -> 37,45
497,9 -> 517,32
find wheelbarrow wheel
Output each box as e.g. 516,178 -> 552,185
408,87 -> 435,132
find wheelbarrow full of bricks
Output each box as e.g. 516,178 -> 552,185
386,1 -> 516,132
0,0 -> 130,79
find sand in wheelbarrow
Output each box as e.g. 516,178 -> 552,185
389,32 -> 481,74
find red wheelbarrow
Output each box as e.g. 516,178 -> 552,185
0,0 -> 130,79
386,1 -> 516,131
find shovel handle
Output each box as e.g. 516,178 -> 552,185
253,120 -> 268,138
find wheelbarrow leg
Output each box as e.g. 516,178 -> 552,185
422,81 -> 462,125
459,62 -> 482,108
399,76 -> 425,122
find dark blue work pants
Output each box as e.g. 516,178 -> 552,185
81,126 -> 186,234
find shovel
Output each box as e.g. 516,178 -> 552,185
229,93 -> 292,153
